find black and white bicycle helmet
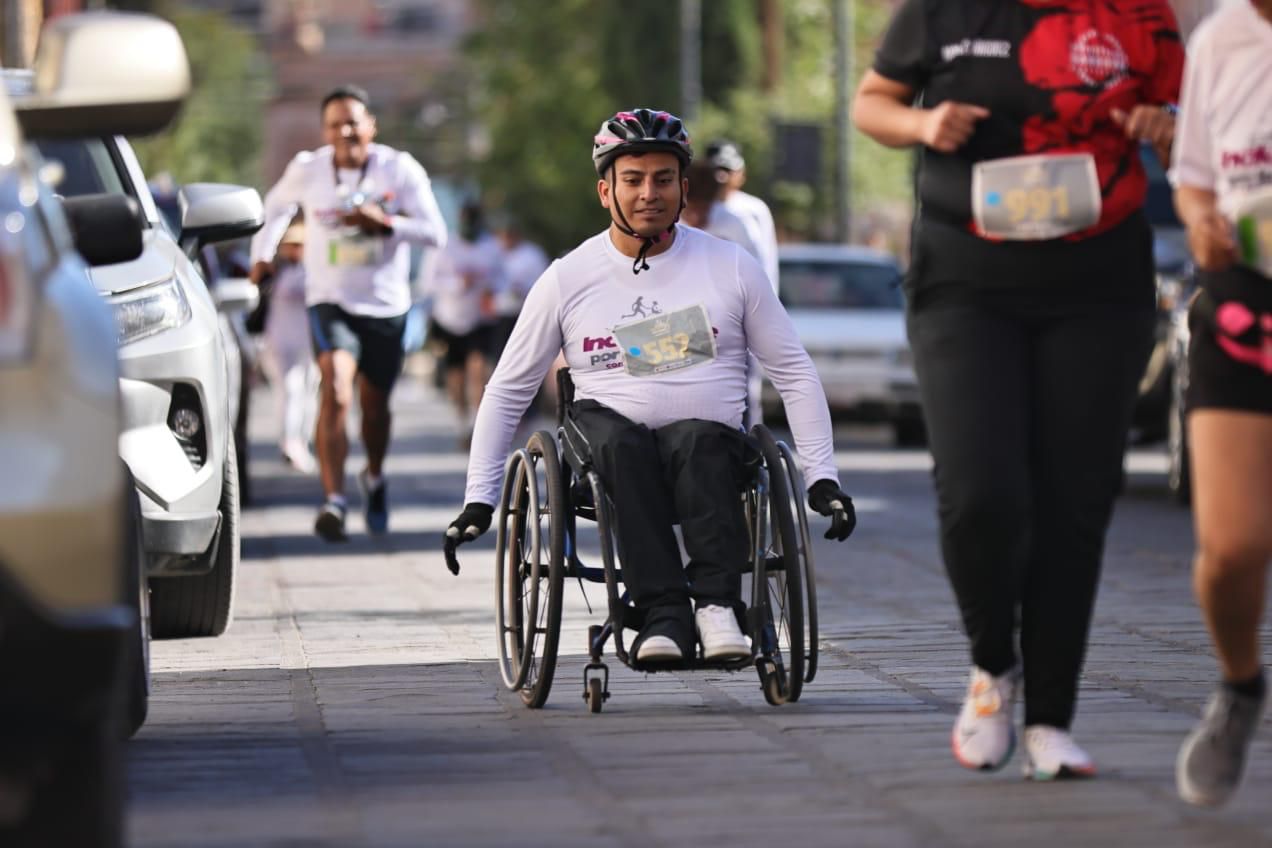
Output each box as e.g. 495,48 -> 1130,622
592,108 -> 693,177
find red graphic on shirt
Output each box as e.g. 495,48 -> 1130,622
1012,0 -> 1184,235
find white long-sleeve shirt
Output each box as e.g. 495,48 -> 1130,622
463,224 -> 838,506
250,143 -> 447,317
1170,2 -> 1272,218
423,233 -> 505,336
723,190 -> 780,292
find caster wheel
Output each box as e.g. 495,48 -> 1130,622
586,677 -> 605,714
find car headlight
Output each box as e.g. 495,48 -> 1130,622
108,277 -> 190,346
0,239 -> 35,364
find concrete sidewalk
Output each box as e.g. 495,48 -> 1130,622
127,373 -> 1272,847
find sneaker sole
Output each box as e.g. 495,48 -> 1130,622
1023,760 -> 1096,781
314,513 -> 348,543
701,644 -> 751,661
1175,734 -> 1232,806
951,726 -> 1016,772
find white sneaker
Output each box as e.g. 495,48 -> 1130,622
635,635 -> 683,663
951,666 -> 1018,771
695,605 -> 750,661
1022,725 -> 1096,780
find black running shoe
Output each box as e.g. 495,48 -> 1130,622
358,470 -> 388,535
314,501 -> 349,543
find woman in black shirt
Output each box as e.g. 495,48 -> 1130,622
852,0 -> 1184,779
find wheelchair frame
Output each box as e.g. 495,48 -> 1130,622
493,370 -> 819,712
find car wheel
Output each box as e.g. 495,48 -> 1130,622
1,719 -> 125,848
149,439 -> 239,638
1167,359 -> 1191,506
121,466 -> 150,737
893,417 -> 927,448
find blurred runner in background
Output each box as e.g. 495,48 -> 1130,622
492,216 -> 549,361
425,200 -> 505,448
1170,0 -> 1272,808
263,220 -> 318,474
706,140 -> 779,292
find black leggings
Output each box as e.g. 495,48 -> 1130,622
565,400 -> 757,652
907,297 -> 1155,728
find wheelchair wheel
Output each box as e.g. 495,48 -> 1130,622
751,426 -> 806,704
494,431 -> 566,708
776,441 -> 819,684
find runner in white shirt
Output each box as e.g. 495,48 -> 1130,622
1169,0 -> 1272,808
250,85 -> 448,542
424,201 -> 505,448
493,219 -> 551,359
705,139 -> 780,292
445,108 -> 855,665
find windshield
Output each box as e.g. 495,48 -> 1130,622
31,137 -> 128,198
779,259 -> 904,310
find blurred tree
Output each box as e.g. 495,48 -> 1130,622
128,2 -> 270,189
466,0 -> 913,254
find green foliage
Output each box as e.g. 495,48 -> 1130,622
466,0 -> 913,254
129,2 -> 270,188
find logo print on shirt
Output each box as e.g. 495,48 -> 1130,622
1069,30 -> 1128,89
619,296 -> 662,320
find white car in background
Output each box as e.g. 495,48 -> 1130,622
764,243 -> 925,446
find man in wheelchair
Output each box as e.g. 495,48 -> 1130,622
445,107 -> 855,665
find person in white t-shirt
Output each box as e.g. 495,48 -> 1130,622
424,201 -> 505,448
444,108 -> 856,666
705,140 -> 780,292
1170,0 -> 1272,808
493,217 -> 550,361
261,220 -> 318,474
250,84 -> 448,542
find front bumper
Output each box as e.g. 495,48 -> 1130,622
116,293 -> 230,561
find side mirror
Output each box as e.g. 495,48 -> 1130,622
213,277 -> 259,315
61,193 -> 145,267
178,183 -> 264,254
14,12 -> 190,138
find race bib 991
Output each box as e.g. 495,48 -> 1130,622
972,153 -> 1101,240
612,304 -> 716,378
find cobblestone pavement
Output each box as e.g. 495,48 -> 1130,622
127,373 -> 1272,848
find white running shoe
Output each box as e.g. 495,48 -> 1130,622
952,666 -> 1018,771
695,605 -> 750,661
635,635 -> 683,663
1022,725 -> 1096,780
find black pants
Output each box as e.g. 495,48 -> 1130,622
565,400 -> 756,653
907,297 -> 1155,728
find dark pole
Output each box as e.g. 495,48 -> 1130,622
680,0 -> 701,124
833,0 -> 853,242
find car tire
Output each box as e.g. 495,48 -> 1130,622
893,417 -> 927,448
122,466 -> 150,737
1167,358 -> 1191,506
150,439 -> 239,638
1,718 -> 125,848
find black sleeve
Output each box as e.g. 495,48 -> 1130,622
872,0 -> 929,89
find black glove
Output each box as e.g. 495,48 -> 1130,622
807,479 -> 856,542
442,502 -> 494,575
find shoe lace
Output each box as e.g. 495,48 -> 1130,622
969,671 -> 1006,717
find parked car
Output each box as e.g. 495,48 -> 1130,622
152,183 -> 259,505
9,93 -> 264,640
0,12 -> 188,846
764,243 -> 924,445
